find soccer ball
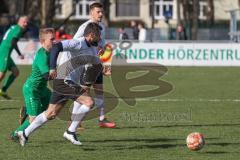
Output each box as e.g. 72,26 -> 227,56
186,132 -> 205,151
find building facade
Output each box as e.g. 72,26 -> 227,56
54,0 -> 239,28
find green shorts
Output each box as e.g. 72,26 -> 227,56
0,46 -> 16,72
23,84 -> 51,116
0,57 -> 17,72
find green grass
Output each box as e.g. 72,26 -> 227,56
0,66 -> 240,160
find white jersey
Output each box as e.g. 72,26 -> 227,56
73,19 -> 106,47
58,19 -> 106,65
57,37 -> 101,86
61,37 -> 97,56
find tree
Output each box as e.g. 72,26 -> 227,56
0,0 -> 9,14
206,0 -> 214,27
192,0 -> 199,40
40,0 -> 55,27
176,0 -> 181,40
100,0 -> 111,27
181,0 -> 199,40
23,0 -> 41,21
181,0 -> 192,39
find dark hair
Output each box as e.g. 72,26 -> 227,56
83,22 -> 101,37
90,2 -> 103,10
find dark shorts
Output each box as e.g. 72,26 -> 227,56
50,79 -> 86,104
95,73 -> 103,84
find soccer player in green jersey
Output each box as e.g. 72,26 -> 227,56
0,16 -> 28,99
10,28 -> 55,140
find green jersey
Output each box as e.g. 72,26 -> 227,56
25,47 -> 50,90
0,25 -> 23,50
0,25 -> 24,72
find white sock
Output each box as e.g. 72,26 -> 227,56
68,103 -> 90,132
25,112 -> 48,137
94,95 -> 105,121
98,107 -> 105,121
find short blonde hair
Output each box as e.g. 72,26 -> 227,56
39,28 -> 55,41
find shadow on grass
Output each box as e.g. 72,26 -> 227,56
106,142 -> 240,151
114,126 -> 145,129
87,137 -> 183,143
203,151 -> 229,154
44,140 -> 67,144
86,136 -> 222,144
114,123 -> 240,131
0,107 -> 18,111
208,142 -> 240,147
85,137 -> 240,151
112,143 -> 185,150
151,123 -> 240,128
82,148 -> 97,151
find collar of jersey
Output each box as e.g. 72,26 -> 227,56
84,38 -> 91,47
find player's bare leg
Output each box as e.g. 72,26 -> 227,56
0,72 -> 9,99
0,72 -> 5,81
0,67 -> 19,99
17,103 -> 64,146
19,105 -> 28,124
66,91 -> 93,144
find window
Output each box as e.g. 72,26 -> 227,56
73,0 -> 95,19
199,1 -> 208,20
150,0 -> 174,20
55,0 -> 64,18
116,0 -> 140,17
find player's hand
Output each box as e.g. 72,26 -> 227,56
49,69 -> 57,79
97,47 -> 105,56
19,55 -> 24,59
103,65 -> 111,76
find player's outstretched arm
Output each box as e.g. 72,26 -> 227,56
12,38 -> 24,59
50,42 -> 63,70
50,39 -> 80,70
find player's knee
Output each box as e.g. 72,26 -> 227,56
29,116 -> 36,123
12,70 -> 19,77
49,111 -> 57,120
84,98 -> 94,108
45,110 -> 57,120
0,73 -> 5,81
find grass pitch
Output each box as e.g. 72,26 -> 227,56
0,65 -> 240,160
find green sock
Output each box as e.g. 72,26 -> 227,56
2,74 -> 16,92
13,119 -> 30,136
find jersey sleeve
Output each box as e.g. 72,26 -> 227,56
61,39 -> 82,51
12,26 -> 22,39
73,24 -> 87,39
99,23 -> 106,47
37,54 -> 49,74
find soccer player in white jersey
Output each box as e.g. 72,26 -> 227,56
60,2 -> 116,128
17,22 -> 111,146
